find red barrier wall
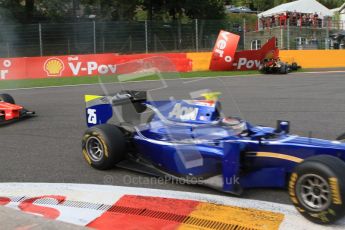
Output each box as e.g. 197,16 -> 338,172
0,53 -> 192,80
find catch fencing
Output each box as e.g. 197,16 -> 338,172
0,20 -> 244,58
251,18 -> 345,51
0,18 -> 344,58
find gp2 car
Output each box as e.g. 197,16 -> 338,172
82,90 -> 345,224
0,93 -> 35,124
259,58 -> 301,74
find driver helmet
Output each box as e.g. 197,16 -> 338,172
222,117 -> 247,135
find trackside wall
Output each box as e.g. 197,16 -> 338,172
0,53 -> 192,80
187,50 -> 345,71
1,50 -> 344,80
279,50 -> 345,69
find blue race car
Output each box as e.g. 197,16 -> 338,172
82,90 -> 345,224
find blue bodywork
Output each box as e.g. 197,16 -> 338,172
86,96 -> 345,194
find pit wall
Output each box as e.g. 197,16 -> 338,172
187,50 -> 345,71
1,50 -> 345,80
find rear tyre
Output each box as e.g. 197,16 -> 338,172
288,155 -> 345,224
280,64 -> 288,74
0,94 -> 15,104
82,124 -> 126,170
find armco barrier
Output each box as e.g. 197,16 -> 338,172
0,53 -> 192,80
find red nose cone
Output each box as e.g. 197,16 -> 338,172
0,101 -> 23,120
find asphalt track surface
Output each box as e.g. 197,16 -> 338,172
1,71 -> 345,205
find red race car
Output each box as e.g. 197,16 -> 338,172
0,93 -> 35,124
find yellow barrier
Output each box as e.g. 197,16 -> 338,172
187,52 -> 212,71
187,50 -> 345,71
280,50 -> 345,68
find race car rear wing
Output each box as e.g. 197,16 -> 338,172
85,90 -> 146,105
111,90 -> 147,106
84,90 -> 147,127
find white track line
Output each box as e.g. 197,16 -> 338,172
1,75 -> 260,91
1,70 -> 344,91
299,70 -> 345,74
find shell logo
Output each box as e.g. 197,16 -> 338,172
44,58 -> 65,77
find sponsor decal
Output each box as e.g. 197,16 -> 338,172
209,30 -> 239,71
67,56 -> 117,76
289,173 -> 298,204
0,60 -> 11,80
169,103 -> 199,121
44,58 -> 65,77
43,57 -> 118,77
213,31 -> 234,62
185,100 -> 216,107
0,53 -> 191,80
209,31 -> 279,71
87,109 -> 97,125
234,58 -> 262,70
329,177 -> 342,205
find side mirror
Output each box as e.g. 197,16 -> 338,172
276,120 -> 290,134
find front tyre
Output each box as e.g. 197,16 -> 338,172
82,124 -> 126,170
0,94 -> 15,104
289,155 -> 345,224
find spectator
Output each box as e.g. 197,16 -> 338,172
279,13 -> 286,27
302,14 -> 307,26
271,15 -> 275,27
275,14 -> 279,26
259,12 -> 324,30
297,13 -> 301,27
313,12 -> 319,27
308,13 -> 313,26
291,11 -> 297,26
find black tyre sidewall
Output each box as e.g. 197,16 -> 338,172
280,64 -> 288,74
336,133 -> 345,141
82,124 -> 126,170
0,94 -> 15,104
289,157 -> 345,224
